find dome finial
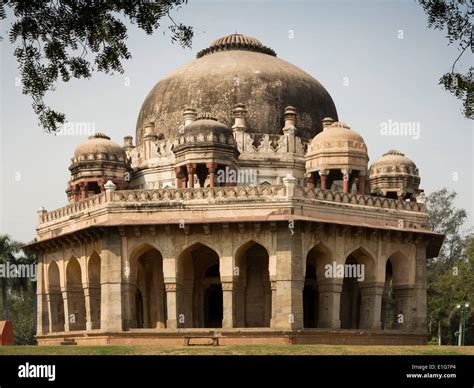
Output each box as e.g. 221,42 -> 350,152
196,34 -> 277,58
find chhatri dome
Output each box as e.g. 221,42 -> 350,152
136,33 -> 338,144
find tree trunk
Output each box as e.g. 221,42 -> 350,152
1,277 -> 8,320
438,319 -> 442,346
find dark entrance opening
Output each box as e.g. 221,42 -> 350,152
204,284 -> 223,328
135,289 -> 144,328
303,285 -> 316,328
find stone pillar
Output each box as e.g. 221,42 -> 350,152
83,285 -> 93,330
412,241 -> 428,333
319,170 -> 328,190
305,173 -> 315,189
341,169 -> 351,193
272,224 -> 304,330
186,163 -> 196,188
174,167 -> 181,189
165,282 -> 178,328
100,231 -> 123,332
317,278 -> 343,329
392,285 -> 413,331
358,282 -> 384,330
61,288 -> 70,332
79,182 -> 86,200
270,280 -> 277,328
358,174 -> 366,195
206,163 -> 216,188
36,260 -> 47,335
222,282 -> 234,329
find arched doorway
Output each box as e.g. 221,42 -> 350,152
340,255 -> 361,329
234,242 -> 271,328
132,246 -> 166,329
339,247 -> 376,329
303,263 -> 318,328
177,243 -> 223,328
47,261 -> 64,332
88,252 -> 101,329
66,257 -> 86,331
383,251 -> 410,330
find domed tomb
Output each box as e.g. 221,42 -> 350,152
136,34 -> 338,145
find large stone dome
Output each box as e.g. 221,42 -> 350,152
135,34 -> 338,145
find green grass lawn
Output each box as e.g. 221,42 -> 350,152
0,344 -> 472,356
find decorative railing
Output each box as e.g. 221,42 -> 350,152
39,184 -> 425,224
40,193 -> 106,223
112,185 -> 286,202
297,187 -> 426,212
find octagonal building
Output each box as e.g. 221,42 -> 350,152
26,34 -> 443,346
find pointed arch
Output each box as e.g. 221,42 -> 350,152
66,257 -> 86,331
87,251 -> 101,329
339,247 -> 376,330
129,244 -> 166,329
176,242 -> 222,328
303,242 -> 333,328
382,250 -> 412,330
47,260 -> 64,332
234,241 -> 271,328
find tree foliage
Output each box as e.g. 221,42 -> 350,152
426,188 -> 473,344
0,0 -> 193,132
0,234 -> 37,344
418,0 -> 473,119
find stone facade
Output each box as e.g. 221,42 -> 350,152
26,34 -> 443,346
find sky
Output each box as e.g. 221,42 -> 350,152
1,0 -> 472,243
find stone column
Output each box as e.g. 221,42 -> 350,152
221,282 -> 234,328
412,241 -> 428,333
79,182 -> 86,200
174,167 -> 182,189
341,169 -> 351,193
119,229 -> 134,330
358,174 -> 366,195
206,163 -> 216,188
187,163 -> 196,188
36,260 -> 48,335
61,287 -> 70,332
272,224 -> 304,330
358,282 -> 384,330
317,278 -> 343,329
83,285 -> 93,330
165,282 -> 179,328
319,170 -> 328,190
100,231 -> 123,332
392,285 -> 413,331
270,280 -> 277,328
